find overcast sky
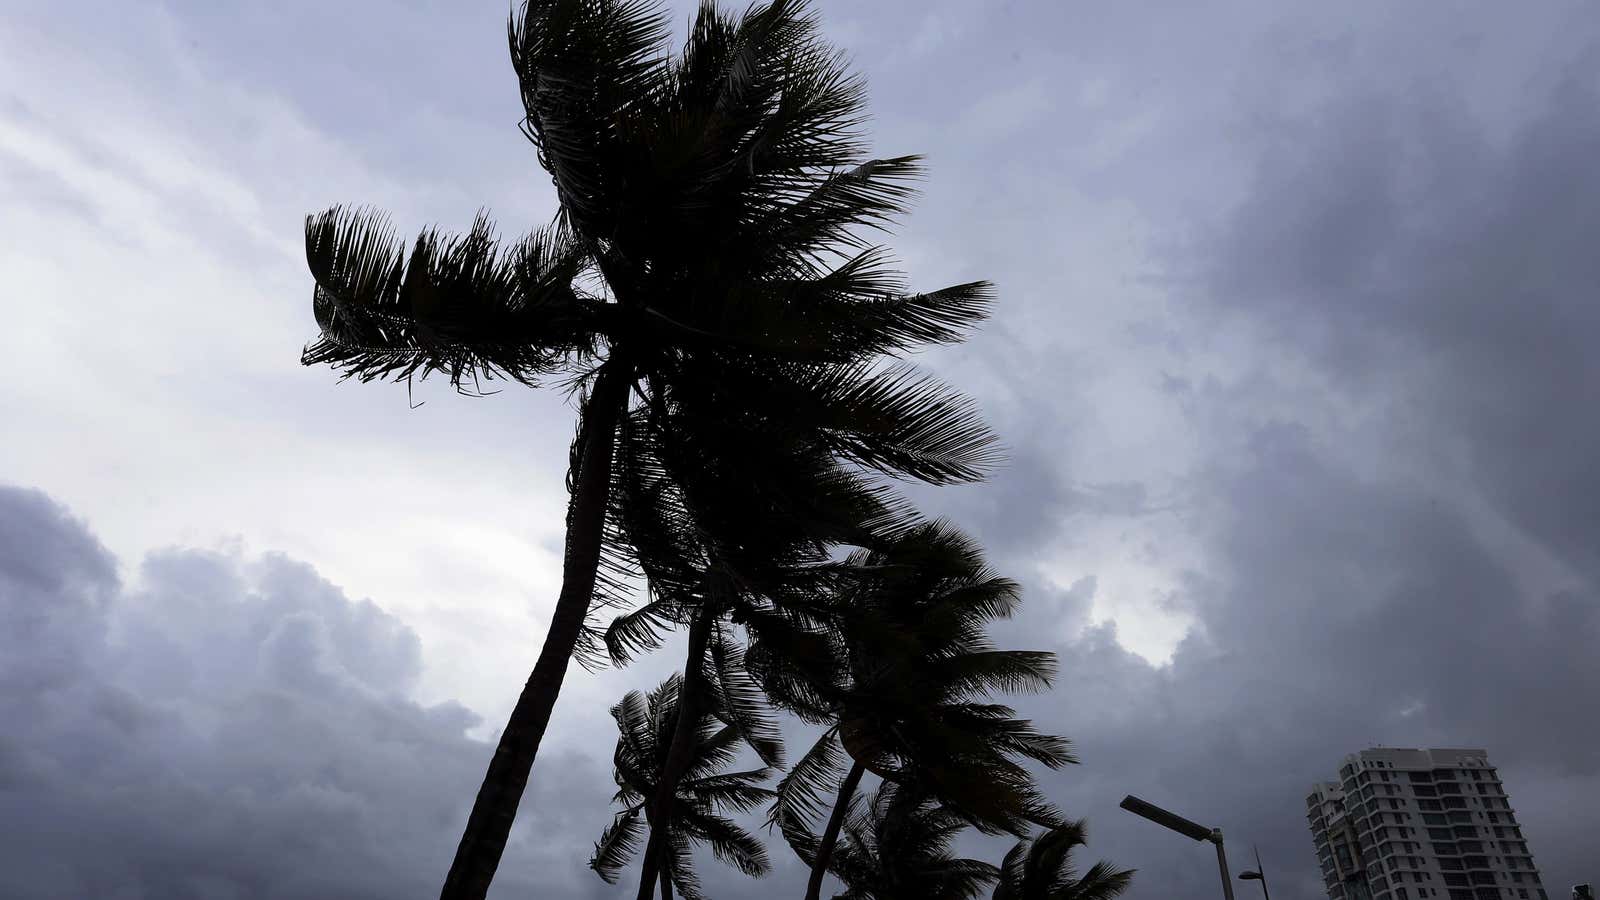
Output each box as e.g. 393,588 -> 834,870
3,1 -> 1598,898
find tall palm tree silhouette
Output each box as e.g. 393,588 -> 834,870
297,1 -> 997,896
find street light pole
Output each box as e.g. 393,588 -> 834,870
1120,795 -> 1235,900
1213,830 -> 1236,900
1239,845 -> 1272,900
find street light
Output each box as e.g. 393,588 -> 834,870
1120,795 -> 1236,900
1238,845 -> 1271,900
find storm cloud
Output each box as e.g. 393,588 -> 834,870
0,486 -> 612,899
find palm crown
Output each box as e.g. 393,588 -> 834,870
769,523 -> 1075,900
992,821 -> 1135,900
827,782 -> 1000,900
592,674 -> 776,900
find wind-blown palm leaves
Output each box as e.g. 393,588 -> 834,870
298,1 -> 997,897
826,782 -> 1000,900
768,523 -> 1075,900
600,392 -> 924,900
591,675 -> 776,900
992,821 -> 1135,900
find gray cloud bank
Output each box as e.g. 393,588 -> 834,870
1006,40 -> 1600,899
0,485 -> 612,900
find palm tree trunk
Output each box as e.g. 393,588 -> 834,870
806,760 -> 866,900
660,872 -> 673,900
633,608 -> 716,900
439,360 -> 631,900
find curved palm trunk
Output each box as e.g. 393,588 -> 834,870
633,608 -> 717,900
440,361 -> 631,900
660,872 -> 673,900
806,760 -> 866,900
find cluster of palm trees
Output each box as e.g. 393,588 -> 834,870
297,1 -> 1134,898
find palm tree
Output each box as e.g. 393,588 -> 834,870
992,821 -> 1135,900
601,396 -> 929,900
826,781 -> 999,900
769,523 -> 1074,900
297,1 -> 997,896
590,674 -> 775,900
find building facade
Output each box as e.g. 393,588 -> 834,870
1306,748 -> 1547,900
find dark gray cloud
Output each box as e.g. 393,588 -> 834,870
0,486 -> 615,899
1014,424 -> 1600,898
921,10 -> 1600,896
1036,36 -> 1600,896
1206,67 -> 1600,583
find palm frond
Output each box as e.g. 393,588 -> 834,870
741,608 -> 845,724
509,0 -> 674,236
781,363 -> 999,484
769,725 -> 844,843
936,705 -> 1077,770
302,206 -> 591,388
664,830 -> 706,900
589,807 -> 646,883
635,253 -> 990,364
682,722 -> 744,782
707,625 -> 785,766
922,576 -> 1026,634
930,857 -> 1003,900
604,599 -> 676,666
934,650 -> 1058,699
1067,861 -> 1136,900
994,835 -> 1031,900
828,782 -> 1000,900
737,261 -> 992,361
925,758 -> 1064,836
678,807 -> 772,877
683,768 -> 777,815
716,1 -> 867,178
746,155 -> 923,268
997,820 -> 1135,900
649,671 -> 686,765
579,405 -> 678,670
612,687 -> 658,766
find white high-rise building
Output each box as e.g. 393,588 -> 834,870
1305,748 -> 1547,900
